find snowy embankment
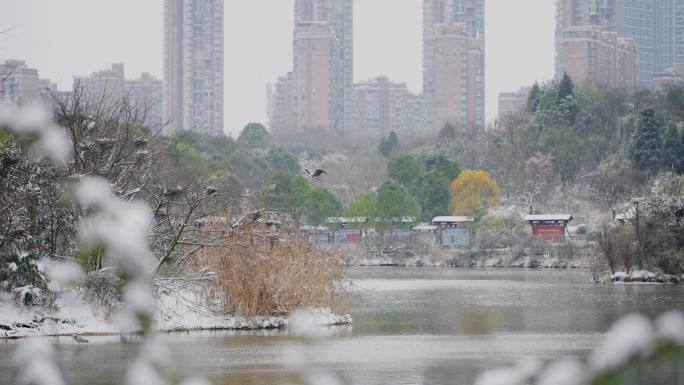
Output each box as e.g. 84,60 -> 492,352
0,289 -> 352,338
347,255 -> 590,269
598,270 -> 682,284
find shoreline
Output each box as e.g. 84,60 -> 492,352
0,289 -> 352,340
0,312 -> 353,341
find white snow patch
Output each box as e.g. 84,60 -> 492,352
13,285 -> 42,305
180,378 -> 212,385
45,261 -> 83,292
124,282 -> 155,316
0,291 -> 118,338
37,126 -> 72,164
289,308 -> 330,338
589,313 -> 654,371
306,371 -> 343,385
536,359 -> 586,385
126,360 -> 166,385
76,177 -> 155,275
1,283 -> 351,338
2,103 -> 72,164
8,262 -> 18,272
13,339 -> 65,385
473,359 -> 542,385
10,103 -> 51,134
656,311 -> 684,344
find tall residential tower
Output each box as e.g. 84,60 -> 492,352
164,0 -> 224,135
423,0 -> 485,133
295,0 -> 353,133
556,0 -> 684,86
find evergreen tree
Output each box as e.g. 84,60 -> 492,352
237,123 -> 270,149
376,179 -> 421,222
303,187 -> 342,227
419,153 -> 461,181
663,124 -> 684,174
416,170 -> 450,221
558,72 -> 575,101
378,131 -> 399,158
630,109 -> 665,172
527,82 -> 542,113
387,154 -> 423,192
437,123 -> 457,143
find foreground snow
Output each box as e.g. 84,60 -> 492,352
0,289 -> 352,338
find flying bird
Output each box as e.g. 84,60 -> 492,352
305,169 -> 327,179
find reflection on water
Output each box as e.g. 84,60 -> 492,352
1,267 -> 683,385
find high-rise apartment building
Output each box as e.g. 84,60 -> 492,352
556,0 -> 684,86
348,76 -> 425,140
423,0 -> 485,133
498,87 -> 531,120
562,27 -> 639,89
270,72 -> 296,137
294,0 -> 354,132
125,73 -> 164,131
0,60 -> 47,106
74,63 -> 125,106
164,0 -> 224,135
652,63 -> 684,89
555,0 -> 618,74
293,22 -> 337,134
73,64 -> 164,130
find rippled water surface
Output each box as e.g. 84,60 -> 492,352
1,267 -> 683,385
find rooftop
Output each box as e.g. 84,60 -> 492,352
524,214 -> 573,222
432,216 -> 475,223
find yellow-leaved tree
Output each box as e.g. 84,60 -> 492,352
449,170 -> 501,220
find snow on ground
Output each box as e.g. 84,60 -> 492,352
156,286 -> 351,332
349,255 -> 590,269
604,270 -> 682,284
0,292 -> 118,338
0,286 -> 352,339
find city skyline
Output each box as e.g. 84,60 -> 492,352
0,0 -> 555,136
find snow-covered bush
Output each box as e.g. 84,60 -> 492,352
1,252 -> 56,307
0,108 -> 77,296
3,102 -> 212,385
81,269 -> 125,317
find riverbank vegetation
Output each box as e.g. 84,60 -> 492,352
194,226 -> 347,317
0,88 -> 347,326
4,72 -> 684,333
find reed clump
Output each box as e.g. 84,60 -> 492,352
194,226 -> 347,317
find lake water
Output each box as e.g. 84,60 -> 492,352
1,267 -> 683,385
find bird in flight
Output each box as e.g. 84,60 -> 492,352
304,169 -> 327,179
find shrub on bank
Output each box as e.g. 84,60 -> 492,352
194,226 -> 348,317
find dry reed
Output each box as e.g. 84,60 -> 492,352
193,225 -> 348,317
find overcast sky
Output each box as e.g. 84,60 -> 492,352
0,0 -> 555,136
